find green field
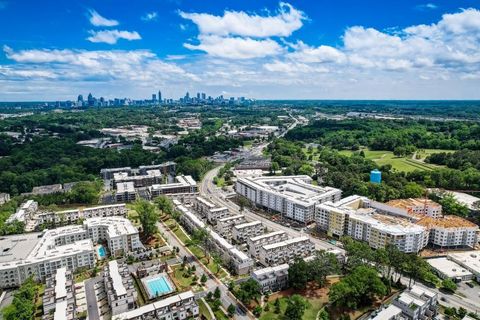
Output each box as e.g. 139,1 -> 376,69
337,149 -> 452,172
259,296 -> 324,320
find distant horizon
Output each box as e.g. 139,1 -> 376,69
1,1 -> 480,100
2,99 -> 480,103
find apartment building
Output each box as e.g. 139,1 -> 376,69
113,169 -> 162,188
116,182 -> 136,203
252,264 -> 289,293
392,285 -> 437,320
194,196 -> 229,224
348,212 -> 428,253
232,221 -> 265,244
149,175 -> 198,198
216,214 -> 246,238
416,216 -> 479,248
104,260 -> 137,315
386,198 -> 443,219
101,167 -> 133,180
247,231 -> 289,258
177,203 -> 253,275
84,217 -> 143,256
258,236 -> 315,267
236,175 -> 341,223
42,267 -> 76,320
112,291 -> 199,320
101,162 -> 176,180
6,199 -> 38,223
34,204 -> 127,229
0,216 -> 142,288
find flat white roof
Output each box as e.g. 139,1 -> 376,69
448,251 -> 480,275
109,260 -> 127,296
54,267 -> 67,300
427,257 -> 473,278
371,305 -> 402,320
117,181 -> 135,193
234,220 -> 262,230
53,300 -> 68,320
262,236 -> 310,251
218,214 -> 245,222
249,231 -> 286,242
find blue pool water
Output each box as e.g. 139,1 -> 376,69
97,246 -> 106,258
146,276 -> 174,298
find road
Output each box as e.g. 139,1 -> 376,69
156,221 -> 251,320
85,275 -> 103,320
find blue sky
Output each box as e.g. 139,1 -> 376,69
1,0 -> 480,100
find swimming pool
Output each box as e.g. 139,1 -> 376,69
143,274 -> 174,299
97,246 -> 106,258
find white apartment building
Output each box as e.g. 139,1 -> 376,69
149,175 -> 198,198
34,204 -> 127,229
177,203 -> 253,275
252,264 -> 289,293
247,231 -> 289,259
348,212 -> 428,253
6,199 -> 38,223
104,260 -> 137,315
193,196 -> 229,224
236,175 -> 341,223
258,236 -> 315,267
0,216 -> 142,288
216,214 -> 246,238
42,267 -> 76,320
116,182 -> 136,203
84,217 -> 143,256
416,216 -> 479,249
112,291 -> 199,320
113,169 -> 162,188
392,285 -> 437,320
232,221 -> 265,244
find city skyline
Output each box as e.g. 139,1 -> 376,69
1,0 -> 480,100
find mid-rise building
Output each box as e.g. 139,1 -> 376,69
113,169 -> 162,188
386,198 -> 443,219
112,291 -> 199,320
247,231 -> 289,258
232,221 -> 265,244
258,236 -> 315,267
42,267 -> 76,320
193,197 -> 229,224
416,216 -> 478,248
252,264 -> 289,293
104,260 -> 137,315
116,182 -> 136,203
216,214 -> 246,238
6,199 -> 38,223
236,175 -> 341,223
149,175 -> 198,198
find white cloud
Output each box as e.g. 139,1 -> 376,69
87,30 -> 141,44
184,35 -> 283,59
142,12 -> 158,22
416,3 -> 438,11
88,9 -> 119,27
179,2 -> 305,38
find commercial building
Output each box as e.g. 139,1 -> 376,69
216,214 -> 246,238
0,217 -> 141,288
42,267 -> 76,320
416,216 -> 478,249
427,257 -> 474,281
252,264 -> 289,293
149,175 -> 198,197
34,204 -> 127,229
448,251 -> 480,282
258,236 -> 315,267
112,291 -> 199,320
247,231 -> 289,259
116,182 -> 136,203
232,221 -> 265,244
104,260 -> 137,315
236,175 -> 341,223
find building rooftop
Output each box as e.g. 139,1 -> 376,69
249,231 -> 286,242
234,221 -> 262,230
448,251 -> 480,275
109,260 -> 127,297
53,300 -> 68,320
417,215 -> 478,229
117,181 -> 135,193
427,257 -> 473,279
218,214 -> 245,222
371,304 -> 402,320
55,267 -> 68,300
84,217 -> 138,237
262,236 -> 310,251
0,232 -> 41,263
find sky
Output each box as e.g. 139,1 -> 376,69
1,0 -> 480,101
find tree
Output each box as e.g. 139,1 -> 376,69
190,228 -> 210,263
135,199 -> 158,238
310,251 -> 340,287
253,306 -> 262,317
442,279 -> 457,293
227,304 -> 236,318
438,194 -> 469,217
319,309 -> 330,320
235,279 -> 261,305
214,287 -> 221,299
274,298 -> 281,314
284,295 -> 308,320
200,274 -> 207,284
329,266 -> 387,309
212,252 -> 223,275
154,195 -> 174,216
238,196 -> 249,212
288,258 -> 309,289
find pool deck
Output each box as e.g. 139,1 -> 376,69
140,272 -> 176,300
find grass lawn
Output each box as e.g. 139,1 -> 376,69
198,298 -> 214,320
215,177 -> 226,187
338,148 -> 448,172
170,265 -> 196,291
